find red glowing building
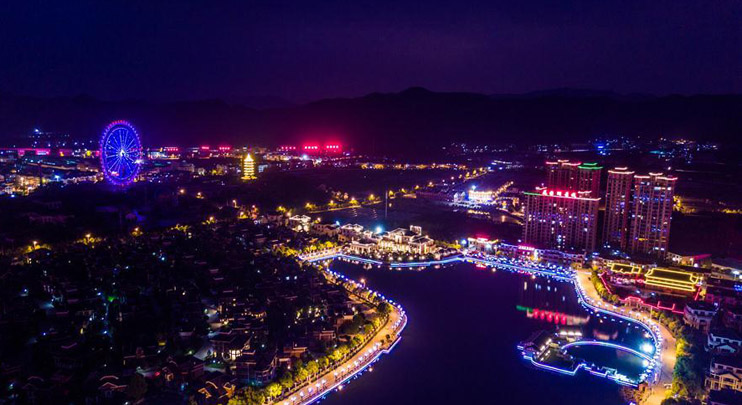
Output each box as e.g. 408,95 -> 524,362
545,160 -> 602,197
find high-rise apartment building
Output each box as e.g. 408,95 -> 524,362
523,188 -> 600,252
628,173 -> 677,257
545,160 -> 602,197
603,167 -> 635,250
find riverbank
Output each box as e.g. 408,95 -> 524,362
576,270 -> 676,404
266,267 -> 407,405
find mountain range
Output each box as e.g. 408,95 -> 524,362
1,87 -> 741,155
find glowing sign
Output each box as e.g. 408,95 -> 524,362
541,189 -> 578,198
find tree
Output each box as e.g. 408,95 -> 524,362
338,344 -> 350,357
306,360 -> 319,376
294,366 -> 309,383
244,387 -> 266,405
279,373 -> 294,391
318,356 -> 329,370
126,373 -> 148,400
265,382 -> 283,399
620,385 -> 647,404
228,396 -> 248,405
350,336 -> 363,349
329,348 -> 343,362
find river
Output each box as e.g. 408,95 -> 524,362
319,261 -> 629,405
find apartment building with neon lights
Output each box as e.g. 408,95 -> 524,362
523,188 -> 600,253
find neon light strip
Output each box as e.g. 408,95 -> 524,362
302,252 -> 574,281
598,273 -> 686,315
308,250 -> 663,388
561,340 -> 653,362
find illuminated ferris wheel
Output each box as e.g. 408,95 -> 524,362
99,120 -> 142,186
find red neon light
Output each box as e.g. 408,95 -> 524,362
598,273 -> 685,315
200,146 -> 210,150
531,308 -> 572,324
541,189 -> 578,198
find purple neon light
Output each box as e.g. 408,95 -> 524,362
100,120 -> 142,186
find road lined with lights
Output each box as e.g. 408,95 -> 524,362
270,266 -> 407,405
301,249 -> 670,393
575,271 -> 675,404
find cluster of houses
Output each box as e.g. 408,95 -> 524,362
287,215 -> 439,258
0,218 -> 373,404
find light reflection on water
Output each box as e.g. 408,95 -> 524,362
320,261 -> 628,405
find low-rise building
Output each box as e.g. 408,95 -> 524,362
642,267 -> 701,296
683,301 -> 717,332
338,224 -> 364,242
708,328 -> 742,354
496,243 -> 585,267
311,222 -> 340,237
722,307 -> 742,333
347,238 -> 378,256
708,388 -> 742,405
706,355 -> 742,393
288,215 -> 312,232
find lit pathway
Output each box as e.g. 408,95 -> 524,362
575,270 -> 676,404
299,250 -> 675,403
268,273 -> 406,405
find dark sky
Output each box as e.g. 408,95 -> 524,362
1,0 -> 740,102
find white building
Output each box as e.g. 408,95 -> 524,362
310,222 -> 340,237
338,224 -> 365,242
708,328 -> 742,354
684,301 -> 717,332
288,215 -> 312,232
707,356 -> 742,393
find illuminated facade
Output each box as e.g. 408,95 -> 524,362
545,160 -> 602,197
523,188 -> 600,252
603,167 -> 635,249
643,267 -> 700,293
628,173 -> 677,257
467,189 -> 493,204
242,153 -> 256,180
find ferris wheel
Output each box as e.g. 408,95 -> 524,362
99,120 -> 142,186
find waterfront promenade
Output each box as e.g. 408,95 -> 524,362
575,270 -> 676,405
268,266 -> 407,405
300,249 -> 675,403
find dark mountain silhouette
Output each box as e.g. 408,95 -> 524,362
1,88 -> 741,155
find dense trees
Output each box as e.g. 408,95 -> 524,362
650,311 -> 708,403
228,387 -> 266,405
590,271 -> 621,304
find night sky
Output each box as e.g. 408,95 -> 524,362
1,0 -> 740,102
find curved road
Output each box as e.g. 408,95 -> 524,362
575,270 -> 676,404
300,250 -> 676,404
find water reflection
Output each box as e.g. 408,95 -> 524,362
518,278 -> 655,386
